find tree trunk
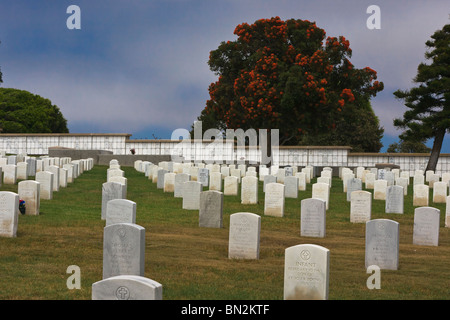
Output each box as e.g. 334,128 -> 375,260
425,128 -> 446,172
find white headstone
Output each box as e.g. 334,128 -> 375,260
365,173 -> 375,189
16,162 -> 28,180
413,207 -> 440,246
35,171 -> 53,200
413,184 -> 429,207
157,169 -> 168,189
342,172 -> 355,193
285,176 -> 299,199
365,219 -> 399,270
276,168 -> 286,184
48,165 -> 60,192
103,223 -> 145,279
432,181 -> 447,203
3,165 -> 17,185
295,172 -> 307,191
92,275 -> 162,300
182,181 -> 203,210
0,191 -> 19,237
395,177 -> 408,195
413,174 -> 425,186
284,244 -> 330,300
373,179 -> 387,200
263,175 -> 276,192
199,190 -> 223,228
198,168 -> 209,187
241,176 -> 258,204
312,182 -> 330,210
228,212 -> 261,260
346,178 -> 362,202
385,185 -> 404,214
101,182 -> 126,220
223,176 -> 238,196
163,172 -> 176,193
301,198 -> 326,237
264,183 -> 285,217
350,191 -> 372,223
174,173 -> 190,198
18,180 -> 40,216
106,199 -> 136,226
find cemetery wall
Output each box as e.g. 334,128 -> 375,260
1,134 -> 450,174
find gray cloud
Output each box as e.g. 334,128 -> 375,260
1,0 -> 449,152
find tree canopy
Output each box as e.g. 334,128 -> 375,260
393,24 -> 450,170
386,138 -> 431,153
0,88 -> 69,133
195,16 -> 384,151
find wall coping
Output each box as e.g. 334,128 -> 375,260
349,152 -> 450,157
0,133 -> 132,137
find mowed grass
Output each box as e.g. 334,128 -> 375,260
0,165 -> 449,300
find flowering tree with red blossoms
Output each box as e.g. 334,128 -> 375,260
198,17 -> 384,147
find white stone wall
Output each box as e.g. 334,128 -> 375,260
0,134 -> 130,155
1,134 -> 449,176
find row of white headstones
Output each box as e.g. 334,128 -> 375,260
0,157 -> 94,238
98,160 -> 448,300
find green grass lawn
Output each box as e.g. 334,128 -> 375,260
0,165 -> 449,300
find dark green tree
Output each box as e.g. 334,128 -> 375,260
0,88 -> 69,133
387,138 -> 431,153
393,24 -> 450,171
300,99 -> 384,152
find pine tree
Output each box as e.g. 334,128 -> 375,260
394,24 -> 450,171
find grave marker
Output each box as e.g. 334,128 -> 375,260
365,219 -> 399,270
18,180 -> 40,216
106,199 -> 136,226
35,171 -> 53,200
264,183 -> 285,217
228,212 -> 261,260
432,181 -> 447,203
350,191 -> 372,223
284,244 -> 330,300
413,184 -> 429,206
92,275 -> 162,300
285,176 -> 299,198
0,191 -> 19,237
103,223 -> 145,279
223,176 -> 238,196
101,182 -> 126,220
385,185 -> 404,214
163,172 -> 176,193
413,207 -> 440,246
182,181 -> 202,210
174,173 -> 190,198
346,178 -> 362,202
300,198 -> 326,237
373,179 -> 387,200
312,182 -> 330,210
241,176 -> 258,204
199,190 -> 223,228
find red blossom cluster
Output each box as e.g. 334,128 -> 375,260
205,16 -> 382,134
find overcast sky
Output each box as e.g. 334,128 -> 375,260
0,0 -> 449,152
